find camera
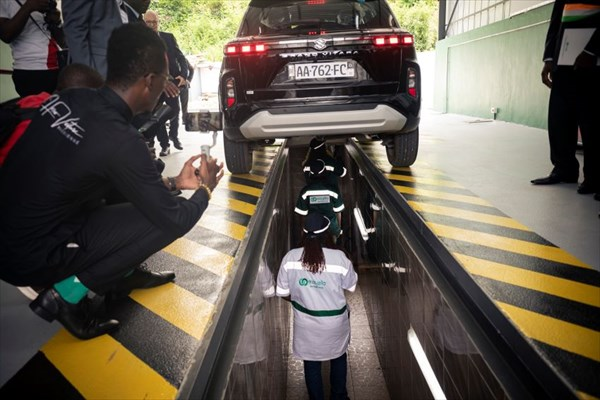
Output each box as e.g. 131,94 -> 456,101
44,0 -> 61,31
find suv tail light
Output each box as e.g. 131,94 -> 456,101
224,42 -> 267,55
225,78 -> 236,108
407,67 -> 417,98
373,34 -> 414,47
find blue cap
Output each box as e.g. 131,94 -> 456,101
303,212 -> 330,235
309,158 -> 325,176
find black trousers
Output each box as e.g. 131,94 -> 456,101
12,69 -> 59,97
46,203 -> 176,294
547,67 -> 600,186
179,86 -> 189,120
157,95 -> 181,149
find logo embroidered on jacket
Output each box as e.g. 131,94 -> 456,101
40,95 -> 85,145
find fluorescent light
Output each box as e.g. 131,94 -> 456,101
353,207 -> 369,241
408,326 -> 447,400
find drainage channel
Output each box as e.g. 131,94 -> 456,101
180,139 -> 577,400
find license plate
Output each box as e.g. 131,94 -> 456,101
289,61 -> 355,80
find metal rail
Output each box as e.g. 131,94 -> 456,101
345,140 -> 576,400
177,142 -> 289,400
179,140 -> 577,399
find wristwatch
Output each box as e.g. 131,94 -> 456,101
167,177 -> 177,192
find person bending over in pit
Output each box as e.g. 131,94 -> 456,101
295,158 -> 345,241
302,137 -> 346,191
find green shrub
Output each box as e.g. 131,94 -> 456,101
150,0 -> 437,59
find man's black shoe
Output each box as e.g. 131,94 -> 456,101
531,173 -> 578,185
29,288 -> 119,340
172,138 -> 183,150
159,146 -> 170,157
594,193 -> 599,201
109,264 -> 175,299
577,181 -> 597,194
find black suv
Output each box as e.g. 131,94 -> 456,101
219,0 -> 421,173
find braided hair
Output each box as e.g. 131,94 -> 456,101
300,213 -> 335,273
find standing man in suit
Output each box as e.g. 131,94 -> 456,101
62,0 -> 124,78
180,61 -> 195,124
145,10 -> 189,155
531,0 -> 599,201
122,0 -> 151,23
62,0 -> 151,79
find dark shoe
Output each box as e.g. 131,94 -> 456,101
29,288 -> 119,340
159,146 -> 170,157
172,138 -> 183,150
531,173 -> 578,185
109,264 -> 175,298
594,193 -> 599,201
153,158 -> 165,174
577,181 -> 597,194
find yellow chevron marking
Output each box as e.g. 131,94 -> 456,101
197,213 -> 247,241
395,186 -> 491,206
210,195 -> 256,216
390,165 -> 445,175
497,302 -> 600,362
164,237 -> 234,277
130,283 -> 215,340
577,391 -> 600,400
42,331 -> 177,399
409,201 -> 530,231
256,146 -> 280,153
225,181 -> 263,197
250,164 -> 271,173
363,155 -> 439,174
455,253 -> 600,307
235,174 -> 267,184
254,155 -> 277,162
384,173 -> 463,188
429,223 -> 592,269
254,152 -> 276,161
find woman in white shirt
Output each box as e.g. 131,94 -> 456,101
0,0 -> 63,96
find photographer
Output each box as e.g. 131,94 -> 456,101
0,23 -> 224,340
0,0 -> 65,96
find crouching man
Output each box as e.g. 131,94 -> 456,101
0,23 -> 224,340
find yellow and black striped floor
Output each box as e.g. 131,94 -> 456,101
0,146 -> 280,399
2,139 -> 598,399
360,141 -> 600,400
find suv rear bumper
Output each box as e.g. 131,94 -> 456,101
239,104 -> 408,139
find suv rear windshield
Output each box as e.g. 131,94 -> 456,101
239,0 -> 398,36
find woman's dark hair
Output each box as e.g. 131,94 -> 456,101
301,231 -> 336,274
106,23 -> 166,90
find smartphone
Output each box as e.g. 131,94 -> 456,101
185,111 -> 223,132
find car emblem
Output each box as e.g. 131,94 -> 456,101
313,38 -> 327,50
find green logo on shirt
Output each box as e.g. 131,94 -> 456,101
309,195 -> 330,204
299,278 -> 326,289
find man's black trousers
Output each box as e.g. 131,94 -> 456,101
547,67 -> 599,186
45,203 -> 176,294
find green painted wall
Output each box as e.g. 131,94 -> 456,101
1,41 -> 18,101
434,3 -> 553,129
